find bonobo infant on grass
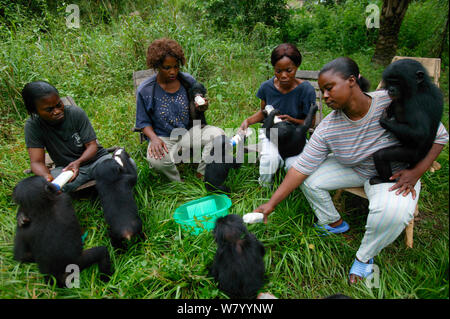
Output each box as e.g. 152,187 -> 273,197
13,176 -> 112,287
93,148 -> 143,249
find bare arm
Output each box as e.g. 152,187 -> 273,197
389,143 -> 445,199
28,148 -> 53,182
254,167 -> 309,223
239,100 -> 266,131
63,139 -> 98,181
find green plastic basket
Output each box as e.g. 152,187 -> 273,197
173,194 -> 232,235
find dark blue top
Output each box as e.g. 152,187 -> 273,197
135,72 -> 196,137
151,83 -> 190,136
256,77 -> 316,119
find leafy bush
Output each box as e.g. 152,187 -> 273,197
398,0 -> 449,64
284,0 -> 380,55
197,0 -> 289,32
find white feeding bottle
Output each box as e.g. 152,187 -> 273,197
230,129 -> 253,147
194,95 -> 206,106
243,212 -> 264,224
51,170 -> 74,191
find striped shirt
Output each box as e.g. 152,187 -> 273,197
293,90 -> 449,179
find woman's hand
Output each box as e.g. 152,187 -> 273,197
45,173 -> 54,182
239,119 -> 250,132
277,114 -> 295,123
63,161 -> 80,182
148,137 -> 169,160
253,202 -> 276,224
389,168 -> 421,200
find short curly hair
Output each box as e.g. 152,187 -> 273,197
146,38 -> 186,69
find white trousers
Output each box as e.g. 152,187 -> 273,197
300,155 -> 420,262
258,128 -> 298,187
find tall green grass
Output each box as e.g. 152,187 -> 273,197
0,0 -> 448,299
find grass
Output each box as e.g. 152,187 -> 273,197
0,0 -> 448,299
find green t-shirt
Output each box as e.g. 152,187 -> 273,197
24,105 -> 108,168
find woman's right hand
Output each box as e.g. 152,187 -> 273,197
239,119 -> 249,132
148,137 -> 168,160
253,202 -> 275,224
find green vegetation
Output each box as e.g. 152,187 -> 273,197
0,0 -> 448,299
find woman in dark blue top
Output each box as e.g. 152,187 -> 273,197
239,43 -> 316,187
135,38 -> 224,182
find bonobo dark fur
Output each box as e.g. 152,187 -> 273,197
12,176 -> 112,287
93,148 -> 142,249
370,59 -> 444,185
204,135 -> 241,193
209,214 -> 265,299
262,104 -> 318,159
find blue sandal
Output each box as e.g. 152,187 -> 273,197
348,258 -> 374,284
314,221 -> 349,236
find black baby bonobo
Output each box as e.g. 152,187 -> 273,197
209,214 -> 265,299
12,176 -> 112,287
370,59 -> 443,185
204,135 -> 241,193
262,104 -> 318,159
93,148 -> 143,249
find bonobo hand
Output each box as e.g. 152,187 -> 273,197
379,112 -> 395,130
17,211 -> 30,228
194,97 -> 209,112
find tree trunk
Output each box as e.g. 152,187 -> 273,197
436,15 -> 449,59
371,0 -> 411,66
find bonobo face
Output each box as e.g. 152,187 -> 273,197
382,59 -> 428,99
35,93 -> 65,124
385,79 -> 401,100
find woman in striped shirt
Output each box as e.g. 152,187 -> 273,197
254,57 -> 448,284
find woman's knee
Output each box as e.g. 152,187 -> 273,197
147,155 -> 174,171
368,199 -> 415,229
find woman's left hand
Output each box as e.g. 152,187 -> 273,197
63,161 -> 80,182
388,168 -> 421,200
277,114 -> 294,123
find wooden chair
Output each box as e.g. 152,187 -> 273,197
132,69 -> 156,143
335,56 -> 442,248
23,96 -> 118,192
376,56 -> 441,89
244,69 -> 325,153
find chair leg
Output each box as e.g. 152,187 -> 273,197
405,203 -> 419,248
333,189 -> 344,202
